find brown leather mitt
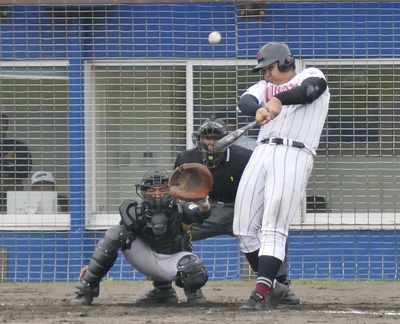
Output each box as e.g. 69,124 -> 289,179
169,163 -> 213,201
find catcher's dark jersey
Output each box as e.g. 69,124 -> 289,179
134,202 -> 210,255
174,145 -> 252,203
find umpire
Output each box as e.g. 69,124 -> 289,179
137,116 -> 300,305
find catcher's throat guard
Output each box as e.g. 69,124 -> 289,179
150,212 -> 168,236
169,163 -> 213,201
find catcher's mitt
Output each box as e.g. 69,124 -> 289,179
169,163 -> 213,201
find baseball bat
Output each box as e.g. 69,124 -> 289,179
214,120 -> 258,152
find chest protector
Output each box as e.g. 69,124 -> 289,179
140,204 -> 191,254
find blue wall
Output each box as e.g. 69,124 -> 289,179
1,2 -> 400,282
290,230 -> 400,280
2,231 -> 399,282
2,2 -> 400,61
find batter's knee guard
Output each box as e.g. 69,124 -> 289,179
82,225 -> 130,288
175,255 -> 208,291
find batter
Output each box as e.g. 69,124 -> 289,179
233,42 -> 330,310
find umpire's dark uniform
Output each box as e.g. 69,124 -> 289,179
174,144 -> 251,239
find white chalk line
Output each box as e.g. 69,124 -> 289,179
308,309 -> 400,316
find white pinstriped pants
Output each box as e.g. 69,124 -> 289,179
233,143 -> 314,261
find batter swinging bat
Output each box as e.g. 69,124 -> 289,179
214,120 -> 258,152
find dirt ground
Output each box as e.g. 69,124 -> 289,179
1,280 -> 399,324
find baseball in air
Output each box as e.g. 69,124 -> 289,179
208,31 -> 221,44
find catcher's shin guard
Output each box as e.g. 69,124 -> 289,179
175,255 -> 208,291
82,225 -> 130,287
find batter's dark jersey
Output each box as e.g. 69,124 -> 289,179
174,145 -> 252,203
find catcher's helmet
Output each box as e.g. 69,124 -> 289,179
192,116 -> 228,169
140,170 -> 169,188
136,170 -> 172,212
136,170 -> 169,198
252,42 -> 295,73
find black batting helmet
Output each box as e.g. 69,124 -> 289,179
252,42 -> 295,73
192,115 -> 228,168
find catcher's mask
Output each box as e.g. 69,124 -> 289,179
192,115 -> 228,168
252,42 -> 295,73
135,170 -> 173,212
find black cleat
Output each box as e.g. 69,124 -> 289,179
184,288 -> 207,305
71,291 -> 94,306
280,288 -> 300,305
240,290 -> 268,310
265,282 -> 290,309
71,281 -> 99,306
136,287 -> 179,304
241,282 -> 289,310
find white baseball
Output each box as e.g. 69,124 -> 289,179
208,31 -> 221,44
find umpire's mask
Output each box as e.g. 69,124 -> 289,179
192,115 -> 227,168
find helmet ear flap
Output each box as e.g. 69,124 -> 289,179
278,55 -> 295,72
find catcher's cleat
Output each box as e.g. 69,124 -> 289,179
184,288 -> 207,305
71,281 -> 99,306
280,288 -> 300,305
71,291 -> 94,306
136,287 -> 179,304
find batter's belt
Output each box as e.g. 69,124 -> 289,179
261,137 -> 305,149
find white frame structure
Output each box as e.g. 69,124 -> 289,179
84,58 -> 252,229
1,58 -> 398,231
0,59 -> 70,231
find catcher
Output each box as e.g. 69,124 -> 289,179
72,166 -> 212,306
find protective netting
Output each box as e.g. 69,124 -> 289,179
0,1 -> 399,283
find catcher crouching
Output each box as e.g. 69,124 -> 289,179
72,166 -> 213,306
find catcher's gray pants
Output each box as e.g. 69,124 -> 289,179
122,238 -> 195,282
189,202 -> 288,278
